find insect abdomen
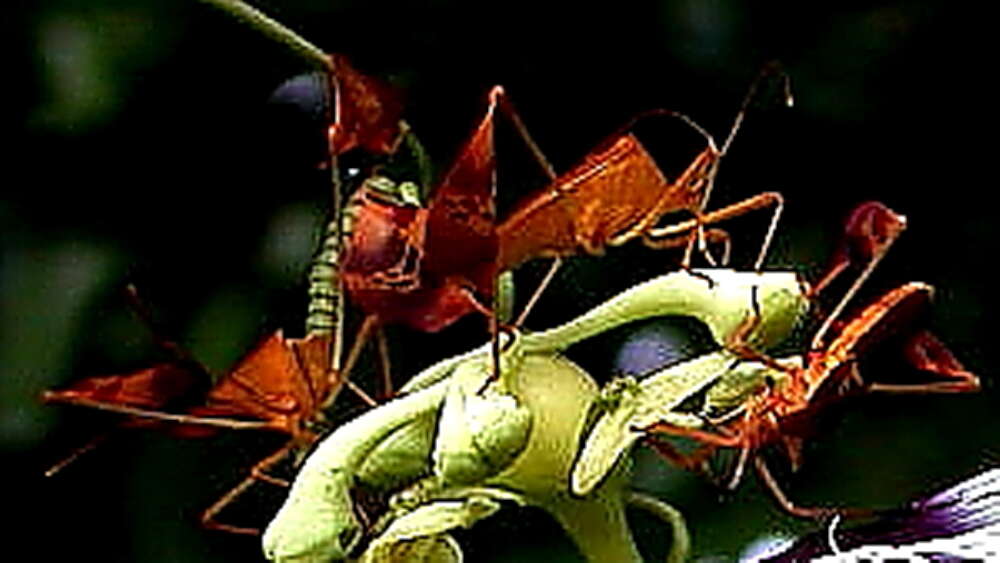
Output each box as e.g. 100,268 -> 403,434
306,217 -> 342,335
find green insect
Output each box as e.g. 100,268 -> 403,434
262,267 -> 810,562
305,127 -> 433,339
572,350 -> 803,497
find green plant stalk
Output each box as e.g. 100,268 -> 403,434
197,0 -> 332,71
524,269 -> 806,354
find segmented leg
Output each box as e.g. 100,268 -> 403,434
200,442 -> 299,535
753,457 -> 873,520
646,191 -> 784,271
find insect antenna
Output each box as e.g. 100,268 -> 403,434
618,65 -> 791,269
489,87 -> 560,328
719,61 -> 793,157
44,434 -> 110,478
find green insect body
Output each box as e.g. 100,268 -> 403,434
305,217 -> 343,336
573,351 -> 740,496
574,349 -> 808,497
306,125 -> 433,337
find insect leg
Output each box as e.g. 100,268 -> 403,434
725,445 -> 752,490
753,456 -> 874,520
332,314 -> 381,408
491,86 -> 558,180
645,191 -> 784,271
123,283 -> 212,372
43,433 -> 111,477
863,331 -> 980,394
810,202 -> 908,348
644,435 -> 718,474
376,326 -> 393,399
641,228 -> 731,268
40,394 -> 278,430
200,441 -> 299,535
491,86 -> 565,328
513,257 -> 562,327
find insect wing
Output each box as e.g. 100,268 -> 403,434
191,331 -> 328,435
815,282 -> 932,377
498,134 -> 671,270
327,54 -> 403,156
422,92 -> 500,296
572,352 -> 735,496
43,363 -> 205,413
903,330 -> 976,382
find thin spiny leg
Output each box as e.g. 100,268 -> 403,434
493,87 -> 558,181
648,192 -> 783,269
331,314 -> 380,408
44,433 -> 110,477
810,253 -> 888,350
40,394 -> 277,431
201,442 -> 297,535
753,456 -> 831,519
124,284 -> 207,370
644,228 -> 730,266
753,457 -> 873,520
514,257 -> 562,328
343,379 -> 378,408
375,326 -> 393,399
752,192 -> 784,271
725,445 -> 752,490
645,436 -> 717,474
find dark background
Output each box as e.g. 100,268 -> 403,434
7,0 -> 997,560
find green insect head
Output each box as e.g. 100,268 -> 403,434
361,176 -> 423,207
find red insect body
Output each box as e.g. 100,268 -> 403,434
497,132 -> 718,271
43,330 -> 340,534
326,53 -> 404,156
644,201 -> 979,518
341,88 -> 499,333
188,331 -> 335,436
647,283 -> 979,518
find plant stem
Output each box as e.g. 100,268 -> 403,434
196,0 -> 332,71
546,492 -> 643,562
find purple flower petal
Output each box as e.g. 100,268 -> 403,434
760,468 -> 1000,561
